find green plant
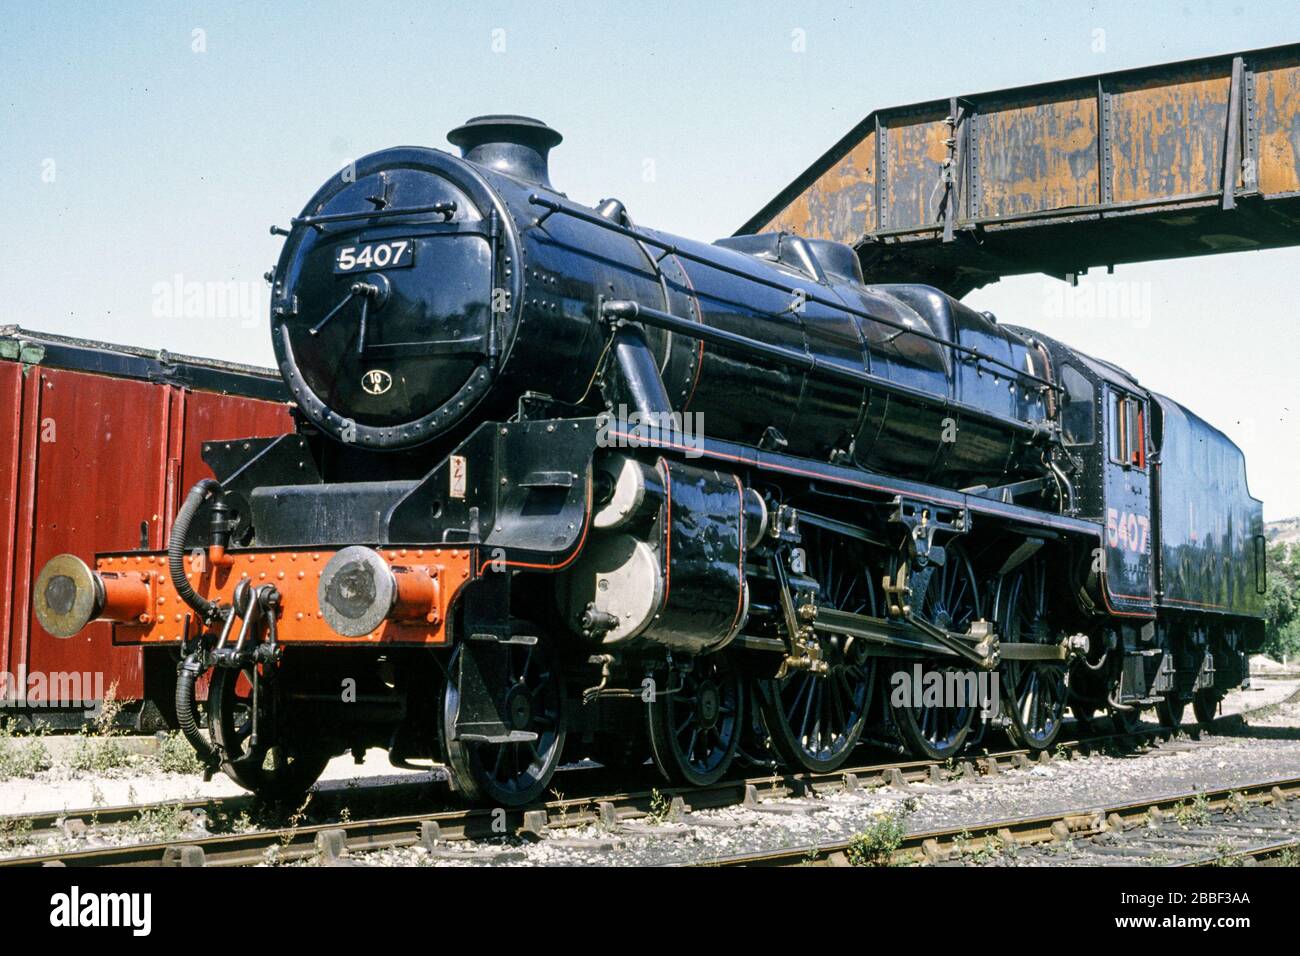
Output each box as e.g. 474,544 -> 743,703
550,788 -> 568,827
64,683 -> 133,774
646,788 -> 672,824
65,735 -> 130,773
156,731 -> 203,774
1173,792 -> 1211,828
1213,839 -> 1243,866
846,808 -> 910,866
280,793 -> 314,848
1263,542 -> 1300,661
128,803 -> 191,843
964,835 -> 1003,864
0,814 -> 33,852
90,683 -> 124,736
0,720 -> 51,780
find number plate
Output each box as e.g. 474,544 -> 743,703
334,239 -> 415,273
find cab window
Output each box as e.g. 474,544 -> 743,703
1060,364 -> 1095,446
1107,389 -> 1146,469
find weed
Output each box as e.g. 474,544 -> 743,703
65,684 -> 132,774
156,731 -> 203,774
550,788 -> 568,827
128,803 -> 191,843
962,835 -> 1004,864
846,807 -> 910,866
646,788 -> 672,824
1173,792 -> 1211,828
280,793 -> 314,848
65,735 -> 131,774
0,815 -> 33,853
1213,839 -> 1242,866
0,721 -> 51,780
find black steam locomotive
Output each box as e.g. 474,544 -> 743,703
34,116 -> 1265,805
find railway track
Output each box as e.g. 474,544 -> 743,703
697,775 -> 1300,867
1183,838 -> 1300,867
0,702 -> 1283,868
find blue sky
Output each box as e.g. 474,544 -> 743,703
1,1 -> 1297,516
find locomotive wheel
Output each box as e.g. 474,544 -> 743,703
758,532 -> 876,772
891,545 -> 980,761
997,558 -> 1066,751
1192,689 -> 1222,724
208,663 -> 331,801
1156,696 -> 1186,729
440,638 -> 566,807
647,655 -> 743,787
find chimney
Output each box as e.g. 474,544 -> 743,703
447,114 -> 562,189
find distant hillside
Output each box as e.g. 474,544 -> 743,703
1267,517 -> 1300,548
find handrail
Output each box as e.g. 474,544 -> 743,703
601,300 -> 1049,441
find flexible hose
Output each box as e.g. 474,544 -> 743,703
175,652 -> 219,773
1081,650 -> 1109,671
170,478 -> 222,623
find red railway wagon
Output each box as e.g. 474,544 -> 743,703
0,327 -> 290,729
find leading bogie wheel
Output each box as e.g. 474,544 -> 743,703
1192,689 -> 1222,724
208,662 -> 331,802
647,653 -> 744,787
1156,695 -> 1186,729
440,635 -> 567,806
890,544 -> 980,761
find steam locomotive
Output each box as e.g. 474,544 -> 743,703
34,116 -> 1265,805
